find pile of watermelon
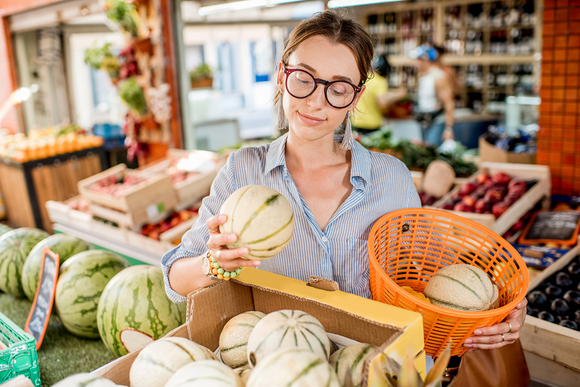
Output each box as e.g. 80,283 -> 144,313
0,226 -> 185,358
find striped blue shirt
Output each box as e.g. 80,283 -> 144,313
162,133 -> 421,303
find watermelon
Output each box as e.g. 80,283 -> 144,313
0,224 -> 13,238
219,185 -> 294,260
22,234 -> 92,301
97,265 -> 186,357
0,228 -> 49,297
55,250 -> 129,338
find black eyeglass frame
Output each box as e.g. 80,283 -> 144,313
283,67 -> 362,109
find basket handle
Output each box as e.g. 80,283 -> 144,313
306,276 -> 339,291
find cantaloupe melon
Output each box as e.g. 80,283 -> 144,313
247,310 -> 330,367
219,185 -> 294,260
329,343 -> 378,387
247,348 -> 339,387
219,311 -> 265,368
165,360 -> 243,387
52,373 -> 117,387
424,264 -> 499,312
129,337 -> 218,387
234,367 -> 251,384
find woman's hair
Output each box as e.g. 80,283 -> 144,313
275,10 -> 374,104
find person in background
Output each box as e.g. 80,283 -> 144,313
351,54 -> 407,134
433,45 -> 460,96
411,45 -> 455,146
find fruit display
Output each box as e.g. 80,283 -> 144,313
139,207 -> 199,241
55,251 -> 130,338
129,337 -> 218,387
96,265 -> 186,357
219,185 -> 295,260
219,311 -> 266,369
438,171 -> 535,218
0,228 -> 49,297
88,174 -> 148,197
526,255 -> 580,331
246,309 -> 330,367
0,127 -> 104,163
424,264 -> 499,312
21,234 -> 92,301
329,343 -> 378,387
165,360 -> 244,387
418,191 -> 441,206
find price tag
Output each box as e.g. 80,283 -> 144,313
24,247 -> 59,350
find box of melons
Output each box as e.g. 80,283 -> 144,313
92,268 -> 425,386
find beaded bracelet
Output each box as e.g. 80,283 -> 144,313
207,250 -> 242,281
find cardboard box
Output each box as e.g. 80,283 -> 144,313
479,135 -> 536,164
93,269 -> 426,385
430,162 -> 551,236
520,244 -> 580,373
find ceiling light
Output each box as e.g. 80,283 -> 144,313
328,0 -> 403,8
198,0 -> 304,16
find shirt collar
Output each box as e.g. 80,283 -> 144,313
263,133 -> 371,186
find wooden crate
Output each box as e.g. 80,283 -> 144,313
125,215 -> 198,256
78,164 -> 176,213
139,149 -> 220,205
429,162 -> 551,236
520,241 -> 580,373
0,147 -> 105,232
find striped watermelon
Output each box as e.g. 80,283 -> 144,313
0,224 -> 13,238
246,348 -> 339,387
55,250 -> 129,338
329,343 -> 378,387
219,185 -> 294,260
22,234 -> 92,301
165,360 -> 244,387
52,373 -> 117,387
219,311 -> 265,368
97,265 -> 186,357
424,264 -> 499,312
130,337 -> 218,387
246,310 -> 330,367
0,228 -> 49,297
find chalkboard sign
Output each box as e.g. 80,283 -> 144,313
519,211 -> 580,245
24,247 -> 59,350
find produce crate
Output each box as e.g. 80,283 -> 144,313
139,149 -> 220,205
520,247 -> 580,374
92,269 -> 426,385
0,312 -> 40,387
78,164 -> 176,213
430,162 -> 551,236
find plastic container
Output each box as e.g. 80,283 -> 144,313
368,208 -> 529,357
0,312 -> 41,386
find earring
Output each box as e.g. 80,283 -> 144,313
340,111 -> 353,150
277,94 -> 287,131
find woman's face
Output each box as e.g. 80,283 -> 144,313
276,35 -> 365,145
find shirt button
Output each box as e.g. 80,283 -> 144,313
322,237 -> 328,242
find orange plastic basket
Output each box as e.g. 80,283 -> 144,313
368,208 -> 529,357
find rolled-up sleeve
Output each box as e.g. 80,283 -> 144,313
161,153 -> 237,303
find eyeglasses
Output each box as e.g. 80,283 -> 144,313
283,67 -> 362,109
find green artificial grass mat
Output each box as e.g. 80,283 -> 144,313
0,292 -> 115,386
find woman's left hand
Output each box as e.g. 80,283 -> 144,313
463,298 -> 528,352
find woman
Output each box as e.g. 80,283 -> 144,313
162,11 -> 526,354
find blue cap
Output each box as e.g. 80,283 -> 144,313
409,45 -> 439,62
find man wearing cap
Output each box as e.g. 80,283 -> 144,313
411,45 -> 455,146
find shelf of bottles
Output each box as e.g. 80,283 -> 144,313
364,0 -> 540,114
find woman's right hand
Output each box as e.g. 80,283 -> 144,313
206,214 -> 261,272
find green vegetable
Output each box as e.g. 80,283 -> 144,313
190,63 -> 213,82
118,77 -> 148,115
84,43 -> 120,78
106,0 -> 139,37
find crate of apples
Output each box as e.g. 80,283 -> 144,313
139,208 -> 199,241
439,172 -> 531,219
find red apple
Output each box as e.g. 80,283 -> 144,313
422,194 -> 437,206
492,172 -> 511,185
474,199 -> 492,213
508,178 -> 526,190
477,173 -> 491,185
492,202 -> 510,218
484,190 -> 503,204
452,190 -> 468,199
508,184 -> 527,197
454,203 -> 474,212
474,186 -> 488,197
462,195 -> 477,207
459,181 -> 479,195
511,220 -> 524,232
441,201 -> 455,210
483,179 -> 496,188
503,193 -> 520,206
